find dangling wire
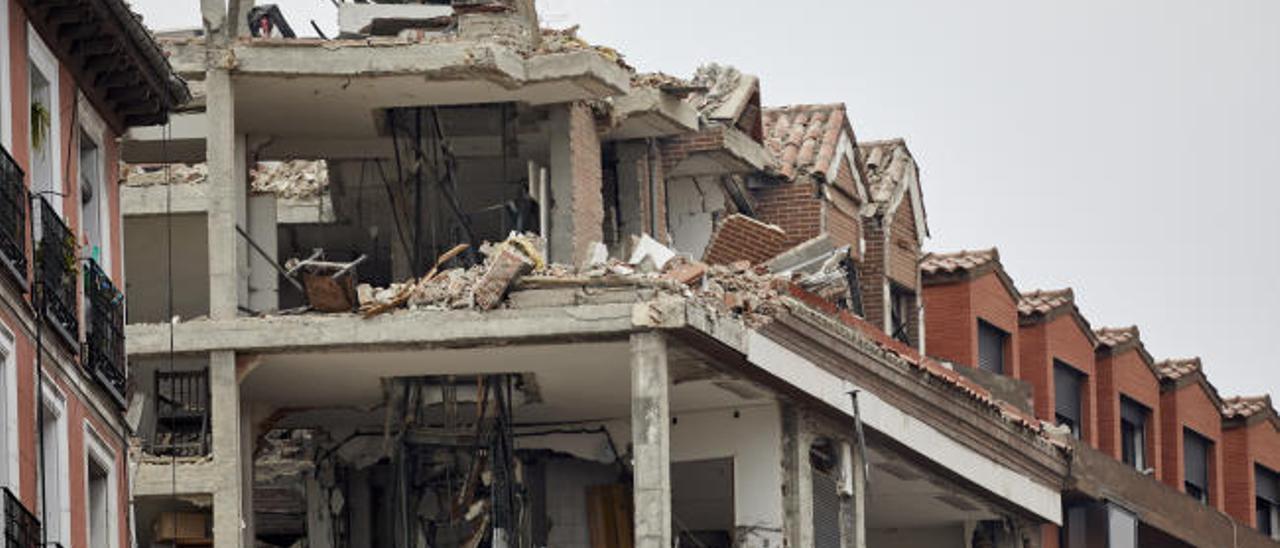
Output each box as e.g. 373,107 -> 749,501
162,116 -> 179,545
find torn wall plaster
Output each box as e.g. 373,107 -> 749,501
667,176 -> 728,259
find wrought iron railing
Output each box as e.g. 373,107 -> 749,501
2,487 -> 39,548
84,259 -> 125,407
33,197 -> 77,350
0,147 -> 26,292
153,369 -> 211,457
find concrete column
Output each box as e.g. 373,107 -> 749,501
210,351 -> 247,547
843,441 -> 866,548
547,103 -> 603,266
204,68 -> 247,320
630,331 -> 670,548
781,406 -> 814,548
247,194 -> 278,312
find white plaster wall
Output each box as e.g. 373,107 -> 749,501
666,176 -> 727,259
543,458 -> 618,548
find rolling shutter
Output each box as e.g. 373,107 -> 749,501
977,320 -> 1006,374
812,468 -> 842,548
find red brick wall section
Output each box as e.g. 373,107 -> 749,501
1096,350 -> 1162,476
1223,420 -> 1280,527
922,280 -> 974,367
568,102 -> 603,266
753,179 -> 823,249
1047,314 -> 1099,446
1159,383 -> 1226,510
971,272 -> 1021,379
1019,322 -> 1052,422
859,217 -> 887,331
701,214 -> 789,266
886,198 -> 920,289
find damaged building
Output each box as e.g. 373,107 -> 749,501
102,1 -> 1280,548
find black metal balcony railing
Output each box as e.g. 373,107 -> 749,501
2,487 -> 40,548
84,259 -> 126,407
33,197 -> 77,350
0,147 -> 26,292
153,369 -> 211,457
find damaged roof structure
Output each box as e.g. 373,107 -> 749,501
113,2 -> 1279,548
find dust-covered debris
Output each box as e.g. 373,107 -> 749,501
123,160 -> 330,199
537,26 -> 629,69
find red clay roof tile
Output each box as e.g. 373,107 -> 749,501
1154,357 -> 1202,381
763,104 -> 847,181
920,248 -> 1000,276
1094,326 -> 1140,348
1018,288 -> 1074,317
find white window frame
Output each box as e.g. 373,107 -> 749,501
0,322 -> 16,495
82,425 -> 119,548
0,0 -> 12,152
77,97 -> 111,273
27,25 -> 62,214
38,378 -> 70,547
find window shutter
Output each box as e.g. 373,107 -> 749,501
977,320 -> 1005,374
1054,361 -> 1083,426
1183,429 -> 1210,492
1258,466 -> 1279,505
812,468 -> 842,548
1120,397 -> 1148,426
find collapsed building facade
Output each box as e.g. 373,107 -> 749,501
113,2 -> 1280,548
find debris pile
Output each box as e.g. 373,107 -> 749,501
537,26 -> 629,69
346,233 -> 792,327
250,160 -> 330,199
122,160 -> 330,199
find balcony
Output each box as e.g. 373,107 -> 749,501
152,369 -> 211,457
0,147 -> 26,292
2,487 -> 40,548
34,197 -> 77,350
84,259 -> 126,407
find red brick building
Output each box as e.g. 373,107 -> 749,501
1094,326 -> 1163,477
1156,358 -> 1227,510
0,2 -> 186,547
1017,289 -> 1100,446
857,139 -> 928,350
1222,396 -> 1280,539
920,248 -> 1022,380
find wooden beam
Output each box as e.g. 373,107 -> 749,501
73,37 -> 121,57
107,85 -> 152,104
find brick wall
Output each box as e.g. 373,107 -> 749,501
753,180 -> 823,249
921,271 -> 1023,376
885,198 -> 919,289
824,160 -> 863,259
922,280 -> 973,367
1159,382 -> 1226,510
858,217 -> 887,331
1096,349 -> 1162,476
568,102 -> 603,266
702,214 -> 788,265
1223,419 -> 1280,527
1019,313 -> 1098,446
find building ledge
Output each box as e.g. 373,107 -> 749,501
606,87 -> 700,140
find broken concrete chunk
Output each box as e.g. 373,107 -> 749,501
473,244 -> 535,310
627,234 -> 675,270
356,283 -> 375,307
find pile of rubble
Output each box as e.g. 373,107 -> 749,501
347,234 -> 791,327
537,26 -> 629,69
122,160 -> 329,199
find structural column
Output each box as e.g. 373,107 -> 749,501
210,350 -> 248,547
630,331 -> 671,548
781,405 -> 814,548
547,102 -> 604,266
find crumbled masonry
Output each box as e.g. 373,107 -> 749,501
124,160 -> 329,199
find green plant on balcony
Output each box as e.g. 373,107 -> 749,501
31,101 -> 51,151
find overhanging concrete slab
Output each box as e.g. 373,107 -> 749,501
607,87 -> 700,140
123,183 -> 211,216
125,302 -> 643,357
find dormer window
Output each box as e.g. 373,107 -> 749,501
977,319 -> 1007,374
1183,428 -> 1212,504
1119,396 -> 1150,471
1258,465 -> 1279,538
889,283 -> 916,346
1053,361 -> 1084,439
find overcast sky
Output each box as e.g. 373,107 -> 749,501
131,0 -> 1280,401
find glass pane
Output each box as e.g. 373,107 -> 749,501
1108,505 -> 1138,548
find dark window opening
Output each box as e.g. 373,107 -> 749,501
1257,465 -> 1279,537
1054,360 -> 1084,439
977,319 -> 1007,374
889,284 -> 916,346
1183,428 -> 1212,504
1119,396 -> 1149,471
